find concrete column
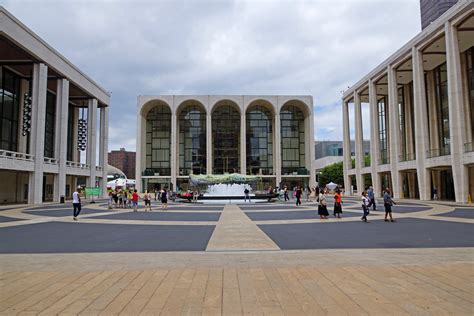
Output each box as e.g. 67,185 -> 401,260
354,91 -> 364,192
86,99 -> 98,189
171,113 -> 177,189
206,113 -> 212,174
342,99 -> 351,194
308,111 -> 316,188
412,46 -> 431,200
369,79 -> 381,197
240,113 -> 246,174
275,112 -> 282,187
445,21 -> 468,203
28,63 -> 48,204
54,79 -> 69,202
99,106 -> 109,197
387,65 -> 401,198
135,108 -> 143,192
404,85 -> 415,157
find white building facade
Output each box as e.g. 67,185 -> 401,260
0,7 -> 110,204
342,1 -> 474,203
136,95 -> 315,192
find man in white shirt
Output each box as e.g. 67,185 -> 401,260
72,187 -> 82,221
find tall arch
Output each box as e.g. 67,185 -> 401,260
177,100 -> 207,175
246,100 -> 274,175
212,100 -> 241,174
280,102 -> 307,175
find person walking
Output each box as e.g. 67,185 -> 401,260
318,189 -> 329,219
244,188 -> 251,203
72,187 -> 82,221
267,186 -> 274,202
131,189 -> 139,212
433,187 -> 438,200
333,189 -> 343,218
284,186 -> 289,201
161,189 -> 168,210
367,186 -> 377,211
143,190 -> 152,211
361,191 -> 370,222
295,186 -> 302,206
383,188 -> 396,222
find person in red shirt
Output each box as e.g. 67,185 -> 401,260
333,189 -> 343,218
132,189 -> 139,212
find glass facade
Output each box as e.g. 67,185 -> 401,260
179,105 -> 206,175
246,105 -> 273,175
66,103 -> 74,161
44,91 -> 56,158
378,96 -> 389,164
398,87 -> 406,161
0,67 -> 20,152
434,63 -> 450,156
280,104 -> 305,175
212,104 -> 240,174
145,104 -> 171,176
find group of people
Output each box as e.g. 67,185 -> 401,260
361,186 -> 397,222
106,188 -> 169,212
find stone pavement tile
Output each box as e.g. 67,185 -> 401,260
181,268 -> 209,315
202,268 -> 223,315
237,268 -> 262,315
139,269 -> 183,315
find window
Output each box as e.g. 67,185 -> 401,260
145,104 -> 171,176
246,105 -> 273,175
44,91 -> 56,158
280,104 -> 305,174
179,104 -> 206,175
212,104 -> 240,174
434,63 -> 450,156
0,68 -> 20,152
378,96 -> 389,164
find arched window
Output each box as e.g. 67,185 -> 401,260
280,104 -> 305,175
179,104 -> 206,175
212,103 -> 240,174
145,104 -> 171,176
246,104 -> 273,175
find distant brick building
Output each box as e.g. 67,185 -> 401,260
108,148 -> 136,179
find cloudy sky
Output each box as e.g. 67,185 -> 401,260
2,0 -> 421,151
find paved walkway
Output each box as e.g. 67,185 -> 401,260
0,199 -> 473,315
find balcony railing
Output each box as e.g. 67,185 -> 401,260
142,168 -> 171,176
426,147 -> 451,158
66,161 -> 89,169
0,150 -> 34,161
378,157 -> 390,165
399,152 -> 416,162
465,142 -> 474,153
247,167 -> 274,176
282,167 -> 309,176
43,157 -> 58,165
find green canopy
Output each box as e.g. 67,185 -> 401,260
189,173 -> 260,186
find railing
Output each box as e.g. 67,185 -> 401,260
426,147 -> 451,158
66,161 -> 90,169
378,157 -> 390,165
142,168 -> 171,176
43,157 -> 58,165
281,167 -> 309,176
248,168 -> 274,176
399,152 -> 416,162
0,150 -> 34,161
465,142 -> 474,153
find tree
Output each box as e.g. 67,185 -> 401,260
318,161 -> 343,187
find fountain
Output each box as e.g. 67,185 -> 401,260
205,183 -> 254,197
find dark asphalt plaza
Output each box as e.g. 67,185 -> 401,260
0,199 -> 472,253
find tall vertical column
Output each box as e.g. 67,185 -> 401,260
369,79 -> 381,197
171,113 -> 177,190
342,99 -> 352,194
135,107 -> 143,192
54,79 -> 69,202
28,63 -> 48,204
86,99 -> 98,190
206,113 -> 212,174
99,106 -> 109,197
308,110 -> 316,188
445,22 -> 468,203
354,91 -> 364,192
387,65 -> 401,198
412,46 -> 431,200
240,112 -> 246,174
275,112 -> 282,187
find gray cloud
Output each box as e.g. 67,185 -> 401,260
2,0 -> 420,151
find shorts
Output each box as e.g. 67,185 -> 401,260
144,200 -> 151,206
384,203 -> 392,213
132,201 -> 138,207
